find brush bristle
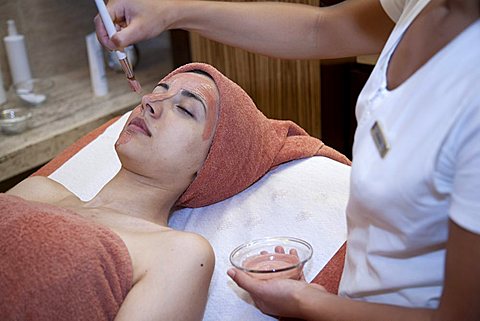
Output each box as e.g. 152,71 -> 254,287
128,79 -> 142,93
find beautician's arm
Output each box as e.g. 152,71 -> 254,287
228,220 -> 480,321
114,232 -> 215,321
95,0 -> 395,59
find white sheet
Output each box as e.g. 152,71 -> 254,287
49,113 -> 350,321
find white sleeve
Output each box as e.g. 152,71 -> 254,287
380,0 -> 408,22
449,102 -> 480,234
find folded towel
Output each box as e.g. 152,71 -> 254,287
0,194 -> 133,321
163,63 -> 351,208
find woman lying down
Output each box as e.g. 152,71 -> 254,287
1,63 -> 349,321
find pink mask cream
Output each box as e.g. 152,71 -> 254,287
116,72 -> 219,147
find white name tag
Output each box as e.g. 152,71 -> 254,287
371,121 -> 390,158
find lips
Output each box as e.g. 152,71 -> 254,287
128,117 -> 152,137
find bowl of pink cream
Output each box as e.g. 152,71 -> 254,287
229,236 -> 313,280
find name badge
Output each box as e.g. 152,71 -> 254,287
371,121 -> 390,158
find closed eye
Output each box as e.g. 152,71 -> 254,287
176,105 -> 194,118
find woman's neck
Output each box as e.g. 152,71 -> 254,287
83,168 -> 182,226
444,0 -> 480,16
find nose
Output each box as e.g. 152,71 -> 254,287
141,93 -> 162,119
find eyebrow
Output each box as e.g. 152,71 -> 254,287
180,90 -> 207,114
156,83 -> 168,90
155,83 -> 207,114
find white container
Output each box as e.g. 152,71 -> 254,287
3,20 -> 32,85
85,32 -> 108,96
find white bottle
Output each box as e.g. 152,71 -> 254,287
3,20 -> 32,85
85,32 -> 108,96
0,65 -> 6,105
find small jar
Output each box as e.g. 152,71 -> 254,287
11,78 -> 54,107
0,106 -> 32,135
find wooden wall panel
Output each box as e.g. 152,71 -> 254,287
189,0 -> 321,137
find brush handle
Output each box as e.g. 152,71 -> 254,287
94,0 -> 127,60
94,0 -> 117,37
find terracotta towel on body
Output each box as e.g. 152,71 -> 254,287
0,194 -> 133,321
172,63 -> 351,208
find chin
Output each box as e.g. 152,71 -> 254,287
114,140 -> 125,158
115,143 -> 136,169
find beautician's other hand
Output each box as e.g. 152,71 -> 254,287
227,268 -> 328,318
94,0 -> 170,51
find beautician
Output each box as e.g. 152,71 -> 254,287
95,0 -> 480,320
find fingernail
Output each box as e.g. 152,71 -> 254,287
227,269 -> 236,278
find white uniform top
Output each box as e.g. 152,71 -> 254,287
338,0 -> 480,308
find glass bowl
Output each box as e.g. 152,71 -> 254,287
0,107 -> 32,135
11,78 -> 54,107
230,236 -> 313,280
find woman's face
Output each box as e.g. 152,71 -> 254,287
115,72 -> 220,188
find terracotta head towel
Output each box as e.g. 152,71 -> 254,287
0,194 -> 132,321
169,63 -> 351,208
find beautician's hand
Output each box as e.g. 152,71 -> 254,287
94,0 -> 170,51
227,268 -> 328,318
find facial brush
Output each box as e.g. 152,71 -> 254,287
94,0 -> 142,93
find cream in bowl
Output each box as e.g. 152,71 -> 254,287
230,236 -> 313,280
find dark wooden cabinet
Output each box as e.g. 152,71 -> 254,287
321,61 -> 374,159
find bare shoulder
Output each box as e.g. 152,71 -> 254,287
162,230 -> 215,267
169,230 -> 214,253
145,230 -> 215,276
6,176 -> 73,203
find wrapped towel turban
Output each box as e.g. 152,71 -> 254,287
167,63 -> 351,208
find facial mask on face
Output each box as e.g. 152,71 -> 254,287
149,73 -> 219,140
